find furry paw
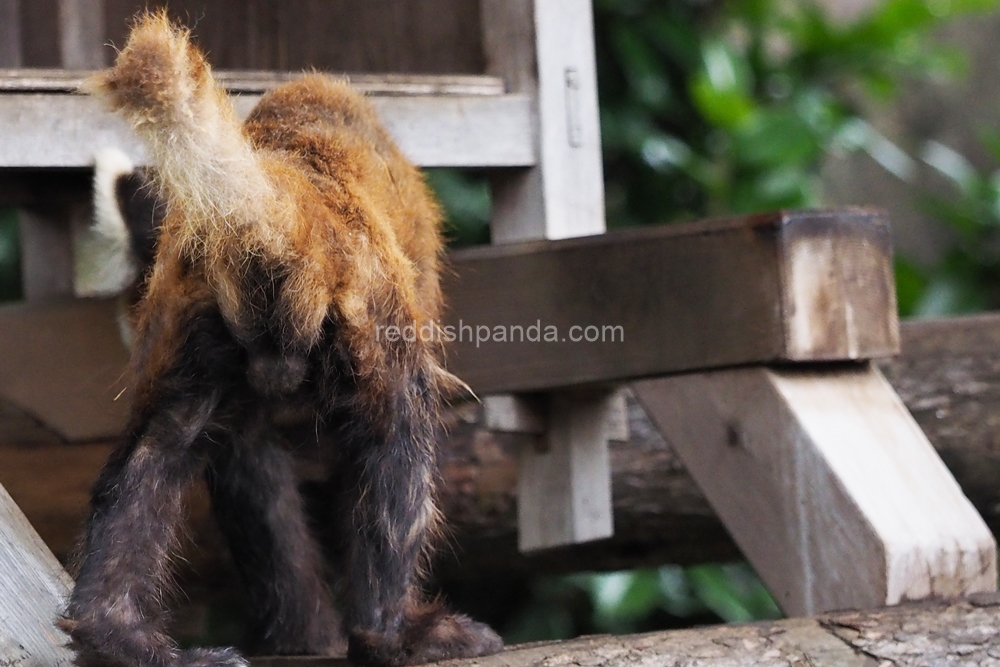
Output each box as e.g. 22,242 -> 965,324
349,611 -> 503,666
175,647 -> 250,667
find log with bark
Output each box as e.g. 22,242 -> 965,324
3,314 -> 1000,582
247,595 -> 1000,667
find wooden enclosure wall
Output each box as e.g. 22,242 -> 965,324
13,0 -> 485,73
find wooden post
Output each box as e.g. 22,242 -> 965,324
0,0 -> 22,67
480,0 -> 618,550
632,363 -> 998,615
15,0 -> 106,302
57,0 -> 105,69
0,480 -> 74,666
19,204 -> 77,300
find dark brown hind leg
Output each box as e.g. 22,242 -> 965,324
329,368 -> 503,666
63,392 -> 248,667
206,410 -> 344,656
64,308 -> 258,667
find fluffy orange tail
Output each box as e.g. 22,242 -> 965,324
85,11 -> 285,257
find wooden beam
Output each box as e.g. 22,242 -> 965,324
632,362 -> 996,616
1,209 -> 897,439
246,596 -> 1000,667
444,208 -> 899,393
0,69 -> 507,95
0,479 -> 74,667
480,0 -> 615,552
56,0 -> 105,69
0,70 -> 533,169
0,1 -> 22,67
0,298 -> 130,442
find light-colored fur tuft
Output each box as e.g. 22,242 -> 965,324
84,11 -> 286,261
75,147 -> 139,298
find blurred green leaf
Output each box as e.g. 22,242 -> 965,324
423,169 -> 491,248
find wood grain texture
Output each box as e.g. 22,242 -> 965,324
102,0 -> 483,74
0,212 -> 897,439
633,363 -> 996,616
247,597 -> 1000,667
57,0 -> 106,69
0,86 -> 533,169
444,209 -> 899,393
0,480 -> 74,667
0,0 -> 22,67
0,298 -> 130,442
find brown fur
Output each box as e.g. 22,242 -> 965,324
64,11 -> 500,667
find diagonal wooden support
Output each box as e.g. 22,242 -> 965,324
632,363 -> 997,615
480,0 -> 617,550
0,479 -> 73,666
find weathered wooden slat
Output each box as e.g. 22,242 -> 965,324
56,0 -> 106,69
444,208 -> 899,394
0,69 -> 506,95
0,298 -> 130,442
479,0 -> 615,553
0,479 -> 74,667
0,209 -> 898,440
0,79 -> 532,169
0,1 -> 22,67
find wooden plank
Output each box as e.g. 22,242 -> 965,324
0,1 -> 22,67
480,0 -> 614,551
516,390 -> 616,551
0,298 -> 130,442
0,90 -> 534,169
19,204 -> 79,301
632,363 -> 996,616
57,0 -> 106,69
246,597 -> 1000,667
443,208 -> 898,394
0,69 -> 506,94
0,479 -> 74,667
2,209 -> 897,437
102,0 -> 484,74
19,0 -> 61,67
480,0 -> 604,241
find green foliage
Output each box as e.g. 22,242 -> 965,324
502,564 -> 782,643
904,133 -> 1000,315
424,169 -> 492,247
596,0 -> 993,227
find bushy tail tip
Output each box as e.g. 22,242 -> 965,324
84,10 -> 213,124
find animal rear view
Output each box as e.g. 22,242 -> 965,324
62,11 -> 502,667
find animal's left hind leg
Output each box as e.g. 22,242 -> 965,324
206,412 -> 344,656
63,392 -> 247,667
330,370 -> 503,666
